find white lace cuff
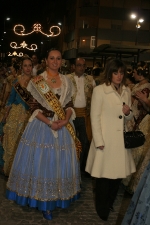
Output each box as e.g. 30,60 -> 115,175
29,109 -> 43,122
124,111 -> 133,121
66,107 -> 76,120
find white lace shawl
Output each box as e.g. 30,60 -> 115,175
27,71 -> 76,123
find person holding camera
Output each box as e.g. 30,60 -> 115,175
123,61 -> 150,194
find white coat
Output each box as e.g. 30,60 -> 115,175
85,83 -> 136,179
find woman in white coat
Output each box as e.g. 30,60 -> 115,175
85,59 -> 136,221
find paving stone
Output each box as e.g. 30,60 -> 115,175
0,174 -> 131,225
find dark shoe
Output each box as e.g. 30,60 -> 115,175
42,211 -> 53,220
109,206 -> 114,212
81,171 -> 91,178
100,216 -> 108,221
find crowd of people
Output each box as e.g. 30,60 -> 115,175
0,50 -> 150,224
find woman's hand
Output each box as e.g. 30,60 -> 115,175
122,103 -> 130,116
50,121 -> 60,131
50,120 -> 68,131
57,119 -> 68,129
135,90 -> 147,102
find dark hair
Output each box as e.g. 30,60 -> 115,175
12,62 -> 20,72
126,68 -> 136,84
92,67 -> 101,76
136,61 -> 149,77
102,59 -> 127,85
45,48 -> 62,59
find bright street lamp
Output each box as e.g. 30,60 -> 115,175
130,13 -> 144,45
4,17 -> 11,33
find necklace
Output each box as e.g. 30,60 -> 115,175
51,78 -> 57,83
47,70 -> 59,84
21,75 -> 31,86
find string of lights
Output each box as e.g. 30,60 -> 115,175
8,51 -> 23,57
10,41 -> 37,51
13,23 -> 61,37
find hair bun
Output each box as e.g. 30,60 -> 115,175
137,65 -> 149,77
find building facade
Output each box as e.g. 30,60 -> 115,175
62,0 -> 150,65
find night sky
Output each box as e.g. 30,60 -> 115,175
0,0 -> 67,57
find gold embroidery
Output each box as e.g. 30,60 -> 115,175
20,137 -> 75,150
7,171 -> 81,201
3,104 -> 30,176
32,76 -> 82,159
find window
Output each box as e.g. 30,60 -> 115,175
90,36 -> 95,49
83,20 -> 89,29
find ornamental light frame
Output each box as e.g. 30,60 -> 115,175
13,23 -> 61,37
10,41 -> 37,51
8,51 -> 24,57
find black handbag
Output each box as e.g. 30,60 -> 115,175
124,114 -> 146,148
124,130 -> 145,149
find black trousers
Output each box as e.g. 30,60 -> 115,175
73,117 -> 90,171
95,178 -> 122,219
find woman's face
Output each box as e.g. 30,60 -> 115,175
111,68 -> 124,86
22,59 -> 32,76
46,50 -> 62,72
10,66 -> 16,76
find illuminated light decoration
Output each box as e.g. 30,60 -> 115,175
136,23 -> 141,29
13,23 -> 61,37
8,51 -> 23,57
10,41 -> 37,51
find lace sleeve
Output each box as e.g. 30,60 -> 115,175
66,107 -> 76,120
29,109 -> 43,122
61,76 -> 75,108
64,100 -> 76,120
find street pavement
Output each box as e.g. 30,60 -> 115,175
0,173 -> 132,225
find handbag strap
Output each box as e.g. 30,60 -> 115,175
124,119 -> 126,133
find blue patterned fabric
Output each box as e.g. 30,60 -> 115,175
6,117 -> 81,211
121,162 -> 150,225
6,83 -> 29,110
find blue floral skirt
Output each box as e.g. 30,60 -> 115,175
121,162 -> 150,225
6,118 -> 81,211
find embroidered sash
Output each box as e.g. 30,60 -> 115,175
32,76 -> 82,160
14,82 -> 31,106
